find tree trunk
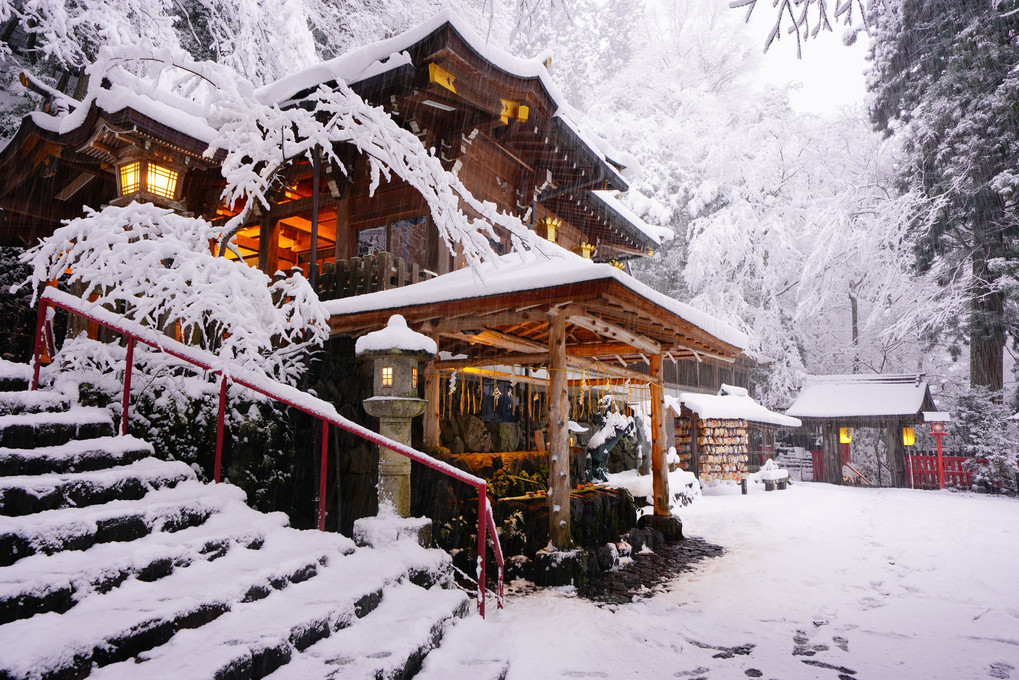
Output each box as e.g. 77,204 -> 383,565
547,310 -> 572,550
649,354 -> 671,516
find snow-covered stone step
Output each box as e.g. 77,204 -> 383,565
0,500 -> 289,624
0,525 -> 358,680
0,360 -> 32,393
0,480 -> 246,567
0,406 -> 115,449
0,457 -> 194,516
0,435 -> 154,477
85,541 -> 450,680
415,656 -> 510,680
268,580 -> 470,680
0,389 -> 70,417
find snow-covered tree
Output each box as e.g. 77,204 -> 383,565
950,386 -> 1017,494
21,202 -> 328,385
867,0 -> 1019,391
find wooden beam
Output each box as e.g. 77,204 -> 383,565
650,354 -> 671,516
567,314 -> 661,354
447,329 -> 547,355
55,172 -> 95,202
547,309 -> 572,550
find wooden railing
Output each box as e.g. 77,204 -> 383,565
315,252 -> 435,301
29,287 -> 503,616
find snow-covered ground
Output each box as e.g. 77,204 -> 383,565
425,482 -> 1019,679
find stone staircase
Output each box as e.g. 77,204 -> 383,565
0,362 -> 471,680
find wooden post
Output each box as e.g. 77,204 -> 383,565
334,192 -> 351,261
649,354 -> 671,516
547,309 -> 572,549
423,357 -> 441,450
309,147 -> 321,289
258,214 -> 280,276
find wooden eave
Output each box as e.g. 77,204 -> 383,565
327,275 -> 742,373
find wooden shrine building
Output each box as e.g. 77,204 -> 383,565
785,374 -> 938,486
0,12 -> 751,547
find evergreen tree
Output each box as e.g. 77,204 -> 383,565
866,0 -> 1019,390
950,385 -> 1017,493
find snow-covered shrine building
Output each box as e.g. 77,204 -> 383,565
785,374 -> 938,487
0,14 -> 752,554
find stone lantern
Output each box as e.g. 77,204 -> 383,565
356,315 -> 436,517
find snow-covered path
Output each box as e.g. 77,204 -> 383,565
423,483 -> 1019,679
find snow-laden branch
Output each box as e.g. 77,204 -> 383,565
20,202 -> 328,385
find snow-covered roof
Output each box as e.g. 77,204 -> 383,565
589,190 -> 673,247
258,10 -> 636,179
785,374 -> 935,420
665,385 -> 801,428
324,250 -> 748,351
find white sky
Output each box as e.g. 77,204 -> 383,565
748,10 -> 871,114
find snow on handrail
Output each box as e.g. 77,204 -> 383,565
30,286 -> 505,616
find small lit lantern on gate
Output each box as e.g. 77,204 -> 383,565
923,411 -> 951,490
839,427 -> 852,444
112,148 -> 186,210
902,426 -> 916,447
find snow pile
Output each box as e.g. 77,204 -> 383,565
355,315 -> 436,356
605,468 -> 701,507
749,458 -> 790,484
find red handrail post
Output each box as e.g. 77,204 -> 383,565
120,337 -> 135,436
318,419 -> 329,531
477,486 -> 487,618
214,374 -> 228,483
30,299 -> 48,391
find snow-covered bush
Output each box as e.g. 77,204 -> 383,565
46,336 -> 296,512
950,386 -> 1018,494
22,202 -> 328,385
0,247 -> 37,362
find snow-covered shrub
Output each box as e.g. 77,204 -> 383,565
951,386 -> 1018,494
22,202 -> 328,385
0,247 -> 37,362
46,336 -> 296,512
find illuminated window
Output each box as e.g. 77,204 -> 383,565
119,161 -> 141,194
381,366 -> 393,387
412,367 -> 418,389
146,163 -> 179,200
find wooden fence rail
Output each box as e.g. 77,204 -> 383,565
315,252 -> 435,301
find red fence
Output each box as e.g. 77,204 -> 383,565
30,288 -> 504,615
905,453 -> 977,490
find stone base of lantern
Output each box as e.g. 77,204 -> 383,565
533,547 -> 590,588
353,513 -> 432,549
637,513 -> 684,542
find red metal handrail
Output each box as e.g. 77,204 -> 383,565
30,287 -> 504,616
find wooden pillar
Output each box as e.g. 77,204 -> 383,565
547,310 -> 572,549
423,356 -> 441,450
649,354 -> 671,516
258,214 -> 280,276
333,192 -> 351,261
886,425 -> 906,488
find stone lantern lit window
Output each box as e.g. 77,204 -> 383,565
381,366 -> 394,388
111,148 -> 186,210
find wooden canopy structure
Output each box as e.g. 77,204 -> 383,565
328,255 -> 746,548
785,374 -> 938,486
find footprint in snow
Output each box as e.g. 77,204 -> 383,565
989,661 -> 1014,679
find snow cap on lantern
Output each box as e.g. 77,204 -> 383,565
356,315 -> 436,398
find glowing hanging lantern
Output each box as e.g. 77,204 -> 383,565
902,426 -> 915,446
839,427 -> 852,444
112,149 -> 186,209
